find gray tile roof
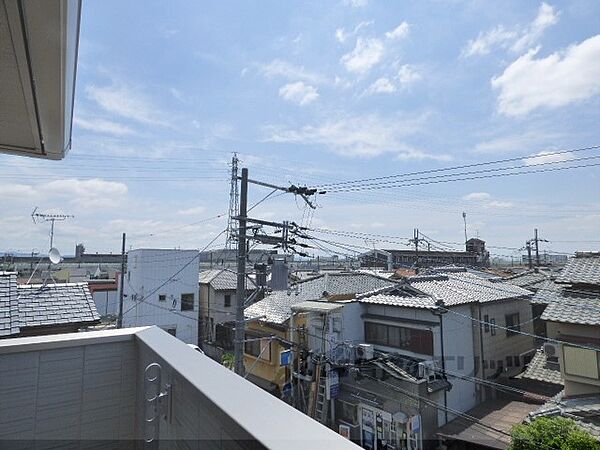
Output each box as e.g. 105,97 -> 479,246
556,254 -> 600,286
0,272 -> 20,336
408,272 -> 532,306
503,270 -> 550,290
358,293 -> 437,309
515,349 -> 563,386
199,268 -> 256,291
530,279 -> 563,305
528,391 -> 600,440
245,272 -> 397,324
17,283 -> 100,329
540,291 -> 600,325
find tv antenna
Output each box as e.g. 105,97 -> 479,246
31,207 -> 74,249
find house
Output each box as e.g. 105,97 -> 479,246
122,249 -> 200,345
88,279 -> 118,318
243,272 -> 398,396
1,272 -> 100,338
198,268 -> 256,351
359,247 -> 486,270
525,253 -> 600,439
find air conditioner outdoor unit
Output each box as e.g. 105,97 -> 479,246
543,342 -> 560,358
356,344 -> 374,361
418,360 -> 436,379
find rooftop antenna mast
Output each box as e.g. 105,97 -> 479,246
31,207 -> 74,250
225,153 -> 240,250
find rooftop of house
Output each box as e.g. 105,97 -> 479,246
0,273 -> 100,337
515,348 -> 563,386
0,326 -> 357,448
555,252 -> 600,286
528,391 -> 600,440
540,291 -> 600,326
406,271 -> 532,306
199,268 -> 257,291
503,269 -> 552,290
245,272 -> 397,324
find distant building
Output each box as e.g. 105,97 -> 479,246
359,239 -> 489,269
521,253 -> 569,265
122,249 -> 200,344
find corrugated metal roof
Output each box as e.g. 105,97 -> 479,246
408,272 -> 531,306
245,272 -> 397,324
556,254 -> 600,285
0,272 -> 20,336
17,282 -> 100,329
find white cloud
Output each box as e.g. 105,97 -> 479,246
260,59 -> 325,84
177,206 -> 206,216
265,114 -> 448,160
279,81 -> 319,105
486,200 -> 514,209
73,117 -> 135,136
386,22 -> 410,40
42,178 -> 128,209
341,37 -> 384,74
463,26 -> 517,57
463,192 -> 492,201
523,150 -> 574,166
512,2 -> 559,53
365,77 -> 396,94
473,130 -> 564,154
85,83 -> 166,126
397,64 -> 421,86
335,21 -> 373,44
492,35 -> 600,116
463,2 -> 559,57
343,0 -> 368,7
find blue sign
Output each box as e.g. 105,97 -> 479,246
282,382 -> 292,397
280,349 -> 292,367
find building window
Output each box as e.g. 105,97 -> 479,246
181,293 -> 195,311
365,322 -> 433,355
490,318 -> 496,336
244,332 -> 271,361
158,294 -> 166,302
506,356 -> 513,367
497,360 -> 503,371
224,294 -> 231,308
514,355 -> 520,367
483,315 -> 490,333
457,356 -> 464,371
505,313 -> 520,337
563,345 -> 600,380
490,360 -> 496,370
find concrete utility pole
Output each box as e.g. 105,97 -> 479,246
462,212 -> 468,245
526,241 -> 533,269
234,168 -> 249,376
117,233 -> 126,328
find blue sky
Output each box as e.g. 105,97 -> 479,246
1,0 -> 599,259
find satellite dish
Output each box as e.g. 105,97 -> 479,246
49,247 -> 62,265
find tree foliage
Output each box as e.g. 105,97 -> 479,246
509,417 -> 600,450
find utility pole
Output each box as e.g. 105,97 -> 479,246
410,228 -> 427,271
234,168 -> 248,376
526,241 -> 533,269
462,212 -> 468,246
532,228 -> 548,267
117,233 -> 126,328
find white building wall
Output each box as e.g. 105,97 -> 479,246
122,249 -> 199,344
92,290 -> 118,317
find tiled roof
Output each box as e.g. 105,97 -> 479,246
0,272 -> 19,336
358,293 -> 436,309
503,270 -> 550,289
245,272 -> 397,324
408,272 -> 532,306
17,283 -> 100,329
199,269 -> 256,291
515,349 -> 563,386
530,279 -> 563,305
528,391 -> 600,440
556,254 -> 600,285
540,291 -> 600,325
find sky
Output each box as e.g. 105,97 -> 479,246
1,0 -> 600,260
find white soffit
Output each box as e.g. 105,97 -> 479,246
0,0 -> 81,160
